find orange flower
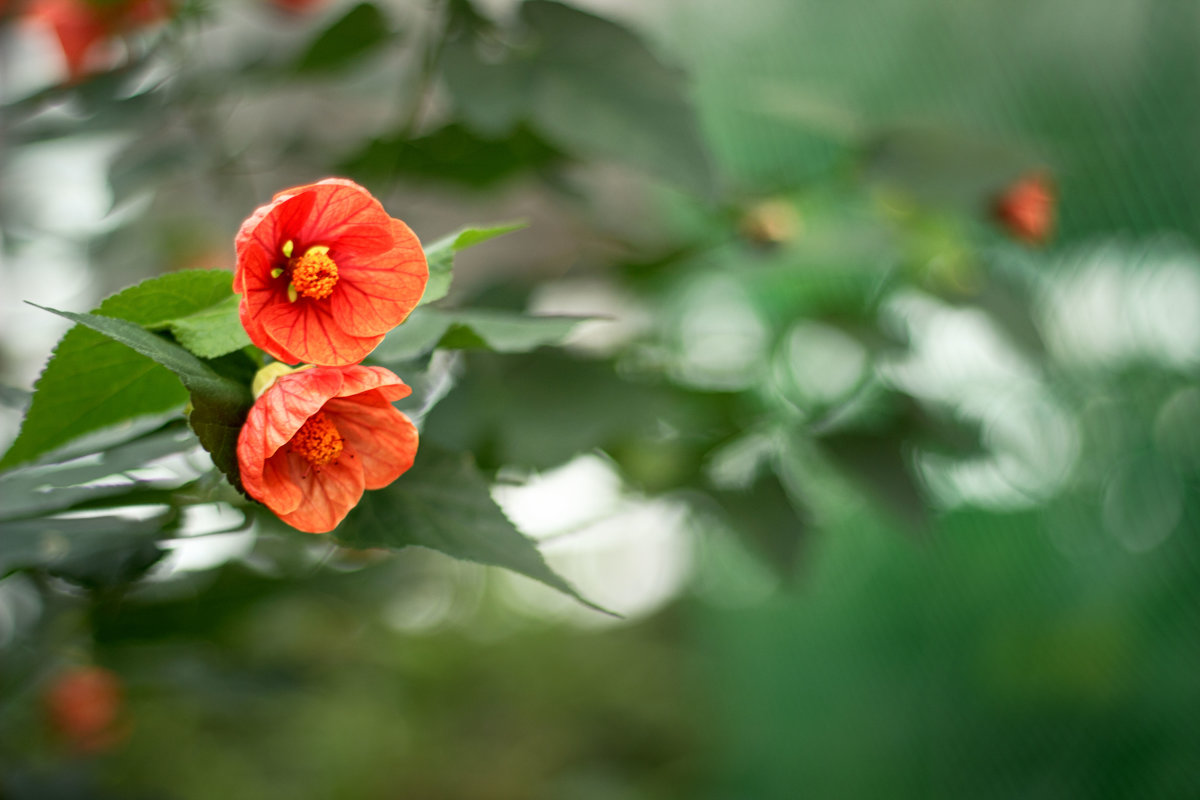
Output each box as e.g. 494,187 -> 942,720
45,666 -> 128,753
27,0 -> 170,81
992,171 -> 1055,245
233,179 -> 428,366
237,364 -> 418,533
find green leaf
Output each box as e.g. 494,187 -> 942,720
711,467 -> 810,579
374,307 -> 590,361
1,271 -> 237,470
297,2 -> 393,73
29,305 -> 254,492
340,123 -> 565,188
0,512 -> 172,580
337,446 -> 612,615
163,294 -> 251,359
0,426 -> 193,522
420,221 -> 527,305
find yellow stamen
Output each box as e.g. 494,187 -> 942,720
270,267 -> 285,279
287,245 -> 339,301
290,411 -> 344,467
282,240 -> 294,258
287,284 -> 298,303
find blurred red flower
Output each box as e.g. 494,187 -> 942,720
45,666 -> 127,753
26,0 -> 170,81
234,179 -> 428,366
238,364 -> 418,533
993,171 -> 1055,245
268,0 -> 328,15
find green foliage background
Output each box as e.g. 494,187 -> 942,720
1,0 -> 1199,797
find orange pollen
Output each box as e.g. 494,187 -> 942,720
288,248 -> 339,300
290,411 -> 344,467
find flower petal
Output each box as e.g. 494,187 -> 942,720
238,295 -> 302,365
260,367 -> 345,456
274,443 -> 366,533
333,364 -> 413,402
324,396 -> 417,490
294,181 -> 394,258
258,298 -> 384,367
258,450 -> 306,516
330,219 -> 428,337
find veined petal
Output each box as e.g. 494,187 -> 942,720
332,364 -> 413,402
258,450 -> 306,516
259,299 -> 384,367
324,396 -> 417,490
238,296 -> 301,365
275,443 -> 366,533
330,218 -> 428,337
295,181 -> 394,258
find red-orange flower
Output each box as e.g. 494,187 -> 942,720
233,179 -> 428,366
45,666 -> 128,753
238,364 -> 418,533
26,0 -> 170,81
992,171 -> 1055,245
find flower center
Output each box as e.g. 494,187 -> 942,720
287,245 -> 339,301
290,411 -> 344,467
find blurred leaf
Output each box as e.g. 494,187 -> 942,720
375,307 -> 590,361
341,123 -> 564,188
337,446 -> 610,614
0,384 -> 30,411
711,467 -> 810,578
821,431 -> 928,529
441,1 -> 713,193
441,36 -> 535,137
437,310 -> 590,352
0,510 -> 172,578
420,221 -> 528,305
0,426 -> 193,522
297,2 -> 393,72
520,0 -> 713,194
29,306 -> 253,493
1,272 -> 235,471
424,351 -> 694,471
161,293 -> 252,359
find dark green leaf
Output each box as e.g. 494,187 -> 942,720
163,294 -> 252,359
420,221 -> 527,305
29,305 -> 254,492
374,307 -> 590,361
711,467 -> 810,578
340,123 -> 564,188
821,431 -> 928,529
337,446 -> 611,614
297,2 -> 393,72
0,511 -> 172,578
521,1 -> 713,194
1,271 -> 237,470
0,426 -> 193,521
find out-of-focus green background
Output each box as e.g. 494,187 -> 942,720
2,0 -> 1199,797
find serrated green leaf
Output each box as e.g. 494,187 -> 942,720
29,305 -> 253,492
336,446 -> 612,615
374,307 -> 590,361
420,221 -> 527,306
1,271 -> 237,470
297,2 -> 392,73
164,294 -> 251,359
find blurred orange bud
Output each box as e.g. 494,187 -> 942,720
740,198 -> 802,247
268,0 -> 327,15
992,171 -> 1055,245
45,666 -> 128,753
25,0 -> 171,81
